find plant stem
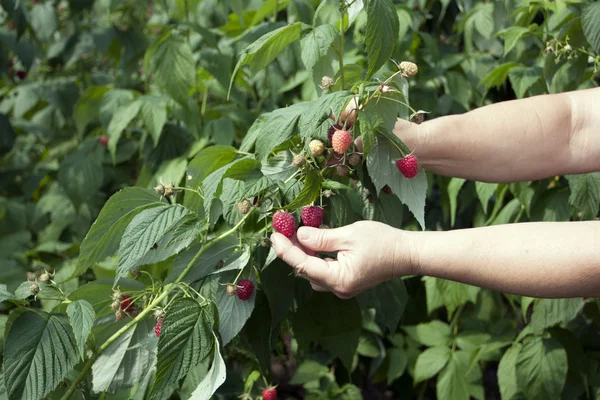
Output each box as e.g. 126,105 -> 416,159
338,5 -> 345,89
60,212 -> 253,400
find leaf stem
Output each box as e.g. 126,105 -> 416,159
338,4 -> 346,89
60,212 -> 253,400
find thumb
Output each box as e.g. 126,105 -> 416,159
297,226 -> 349,252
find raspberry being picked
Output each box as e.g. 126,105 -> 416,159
120,295 -> 134,312
331,130 -> 353,154
272,211 -> 296,238
301,206 -> 324,228
395,154 -> 419,178
262,387 -> 277,400
236,280 -> 255,301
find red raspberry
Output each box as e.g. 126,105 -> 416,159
301,206 -> 324,228
331,130 -> 353,154
120,295 -> 133,311
98,136 -> 108,147
236,280 -> 254,301
328,124 -> 342,145
262,387 -> 277,400
155,318 -> 163,337
272,211 -> 296,238
395,154 -> 419,178
15,70 -> 26,80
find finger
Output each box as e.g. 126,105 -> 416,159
354,137 -> 363,152
270,232 -> 335,286
290,234 -> 315,257
296,226 -> 351,252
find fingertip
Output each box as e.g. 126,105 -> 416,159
270,232 -> 288,253
296,226 -> 316,241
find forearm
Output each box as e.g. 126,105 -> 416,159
401,87 -> 600,183
405,221 -> 600,298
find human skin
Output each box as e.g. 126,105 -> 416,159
270,87 -> 600,299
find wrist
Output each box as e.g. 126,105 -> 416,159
390,229 -> 423,278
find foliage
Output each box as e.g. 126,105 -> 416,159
0,0 -> 599,399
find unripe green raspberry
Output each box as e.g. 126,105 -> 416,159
237,199 -> 252,214
292,153 -> 307,167
309,140 -> 325,157
399,61 -> 418,77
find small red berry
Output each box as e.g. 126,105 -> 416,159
155,318 -> 163,337
395,154 -> 419,178
15,70 -> 26,80
272,211 -> 296,238
262,387 -> 277,400
331,130 -> 353,154
236,280 -> 254,301
301,206 -> 324,228
120,295 -> 133,312
98,135 -> 108,147
328,124 -> 342,145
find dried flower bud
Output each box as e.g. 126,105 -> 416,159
347,153 -> 361,166
38,272 -> 50,284
163,183 -> 175,197
320,76 -> 335,90
226,284 -> 238,296
335,165 -> 349,176
30,283 -> 40,295
237,199 -> 252,214
115,309 -> 124,320
111,299 -> 121,311
154,184 -> 165,196
260,237 -> 271,247
292,153 -> 307,167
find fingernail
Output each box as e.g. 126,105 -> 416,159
297,227 -> 312,241
269,233 -> 281,250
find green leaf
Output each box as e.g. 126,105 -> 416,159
530,298 -> 584,333
189,333 -> 226,400
298,91 -> 354,142
213,274 -> 256,345
423,277 -> 480,317
403,321 -> 452,347
479,62 -> 519,90
229,22 -> 304,97
107,100 -> 142,164
290,360 -> 329,384
117,205 -> 190,279
566,173 -> 600,219
58,139 -> 105,207
284,170 -> 322,210
515,337 -> 567,400
74,187 -> 164,278
92,318 -> 157,394
255,103 -> 309,160
152,299 -> 214,396
300,23 -> 338,72
365,0 -> 399,78
448,178 -> 466,226
358,277 -> 408,333
508,66 -> 542,99
498,26 -> 530,56
73,86 -> 110,136
139,95 -> 168,146
531,189 -> 571,222
386,348 -> 407,385
261,259 -> 296,326
3,311 -> 79,400
497,343 -> 522,400
414,346 -> 452,384
144,31 -> 195,106
67,300 -> 95,359
475,182 -> 498,214
30,3 -> 58,41
582,2 -> 600,53
0,284 -> 15,303
367,135 -> 427,229
436,351 -> 471,400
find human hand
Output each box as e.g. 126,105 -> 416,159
269,221 -> 415,298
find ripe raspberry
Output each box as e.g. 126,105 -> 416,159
396,154 -> 419,178
15,70 -> 26,80
262,387 -> 277,400
155,318 -> 163,336
98,135 -> 109,147
328,124 -> 342,145
309,140 -> 325,157
301,206 -> 324,228
236,280 -> 254,301
331,130 -> 353,154
237,199 -> 252,214
120,295 -> 134,312
347,153 -> 361,166
272,211 -> 296,238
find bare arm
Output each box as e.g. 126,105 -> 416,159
397,87 -> 600,182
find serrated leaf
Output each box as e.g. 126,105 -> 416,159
358,277 -> 408,333
367,136 -> 427,229
508,66 -> 542,99
436,351 -> 470,400
3,311 -> 79,400
284,170 -> 322,210
530,298 -> 584,333
189,332 -> 226,400
229,22 -> 304,97
261,259 -> 296,325
498,26 -> 530,56
300,23 -> 338,72
117,205 -> 190,279
58,139 -> 104,207
403,321 -> 452,347
30,3 -> 58,41
497,344 -> 522,400
92,318 -> 157,394
515,337 -> 567,400
414,346 -> 451,384
566,173 -> 600,219
73,187 -> 164,279
151,299 -> 214,397
0,284 -> 15,303
139,95 -> 168,146
67,300 -> 95,359
365,0 -> 399,78
582,2 -> 600,53
73,86 -> 110,136
475,182 -> 498,214
255,103 -> 309,160
107,100 -> 142,163
480,62 -> 519,90
298,91 -> 354,142
144,31 -> 195,106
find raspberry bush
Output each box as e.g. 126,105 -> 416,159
0,1 -> 599,400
